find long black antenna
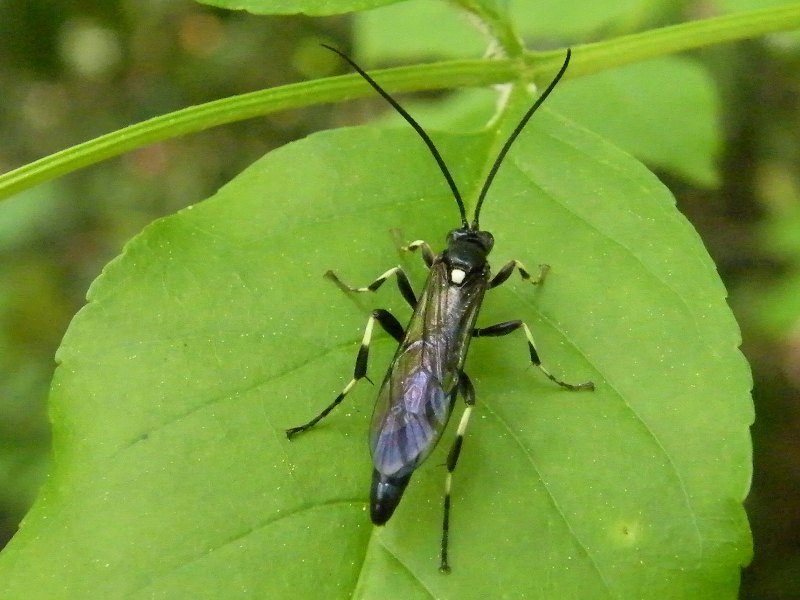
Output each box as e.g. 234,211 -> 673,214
471,49 -> 572,230
323,44 -> 469,229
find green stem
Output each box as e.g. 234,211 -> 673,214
1,4 -> 799,202
562,4 -> 800,78
0,59 -> 517,201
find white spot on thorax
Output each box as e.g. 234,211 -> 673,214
451,268 -> 466,284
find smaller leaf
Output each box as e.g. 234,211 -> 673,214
354,0 -> 660,57
512,0 -> 651,38
195,0 -> 404,17
355,0 -> 492,62
546,56 -> 722,187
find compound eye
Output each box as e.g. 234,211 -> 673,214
450,268 -> 466,284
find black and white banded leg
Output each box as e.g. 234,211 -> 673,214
490,260 -> 550,289
439,372 -> 476,574
285,309 -> 405,439
402,239 -> 435,268
473,321 -> 594,391
326,266 -> 417,308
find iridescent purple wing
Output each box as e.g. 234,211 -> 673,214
369,262 -> 487,478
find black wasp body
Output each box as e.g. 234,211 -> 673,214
369,229 -> 493,525
286,46 -> 594,573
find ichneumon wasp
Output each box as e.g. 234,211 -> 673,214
286,45 -> 594,573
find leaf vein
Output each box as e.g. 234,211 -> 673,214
126,499 -> 367,598
480,399 -> 618,599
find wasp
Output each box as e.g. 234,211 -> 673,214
286,46 -> 594,573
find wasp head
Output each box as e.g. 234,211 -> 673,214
442,228 -> 494,284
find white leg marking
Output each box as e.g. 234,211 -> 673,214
342,378 -> 357,395
361,315 -> 376,346
456,405 -> 473,437
354,267 -> 400,292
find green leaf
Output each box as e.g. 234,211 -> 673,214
744,207 -> 800,336
354,0 -> 668,62
195,0 -> 404,16
511,0 -> 660,39
376,57 -> 721,187
719,0 -> 800,11
0,108 -> 751,597
355,0 -> 488,61
546,56 -> 722,187
377,88 -> 497,132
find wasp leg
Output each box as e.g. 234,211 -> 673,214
286,309 -> 405,439
474,321 -> 594,391
439,372 -> 476,574
402,239 -> 435,268
489,260 -> 550,289
326,266 -> 417,308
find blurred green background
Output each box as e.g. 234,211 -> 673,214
0,0 -> 798,597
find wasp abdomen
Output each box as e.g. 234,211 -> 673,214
370,470 -> 412,525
